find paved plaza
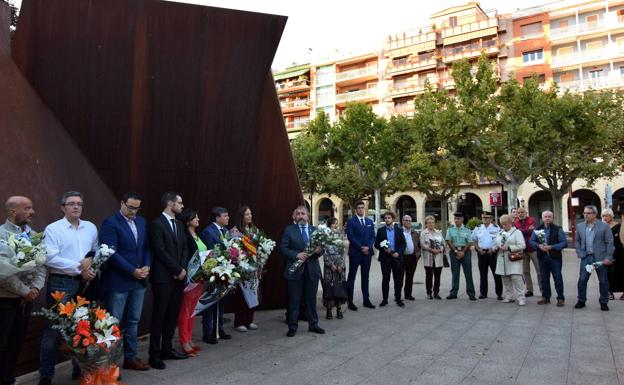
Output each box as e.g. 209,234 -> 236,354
18,249 -> 624,385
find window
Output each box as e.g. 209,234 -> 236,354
586,40 -> 603,50
392,55 -> 409,66
618,10 -> 624,23
560,73 -> 576,83
523,74 -> 545,85
586,14 -> 598,29
522,49 -> 543,64
557,46 -> 574,56
559,19 -> 569,31
520,22 -> 542,39
449,16 -> 458,27
616,37 -> 624,51
315,85 -> 333,106
589,69 -> 603,79
315,65 -> 334,85
620,66 -> 624,76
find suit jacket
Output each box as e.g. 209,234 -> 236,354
149,214 -> 189,284
575,220 -> 614,261
374,224 -> 406,263
280,223 -> 322,281
346,216 -> 376,258
401,227 -> 421,258
100,212 -> 151,292
200,222 -> 227,250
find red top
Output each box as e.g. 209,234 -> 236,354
514,216 -> 536,252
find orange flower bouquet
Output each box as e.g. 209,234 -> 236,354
35,291 -> 123,385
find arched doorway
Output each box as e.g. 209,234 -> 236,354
457,192 -> 483,221
425,199 -> 441,223
528,191 -> 553,222
395,195 -> 417,221
317,198 -> 334,224
572,189 -> 601,226
612,187 -> 624,214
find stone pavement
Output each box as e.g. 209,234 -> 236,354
18,249 -> 624,385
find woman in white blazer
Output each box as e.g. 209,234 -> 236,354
494,214 -> 527,306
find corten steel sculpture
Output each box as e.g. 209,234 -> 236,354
7,0 -> 300,375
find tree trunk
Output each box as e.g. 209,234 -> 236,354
374,188 -> 381,226
550,190 -> 565,228
441,198 -> 449,235
508,183 -> 519,212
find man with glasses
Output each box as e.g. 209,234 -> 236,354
100,192 -> 151,371
39,192 -> 98,385
574,205 -> 614,311
401,215 -> 421,301
346,201 -> 376,310
471,211 -> 503,300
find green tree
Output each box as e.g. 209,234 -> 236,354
1,0 -> 18,39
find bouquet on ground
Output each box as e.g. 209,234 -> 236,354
0,231 -> 47,282
35,292 -> 123,385
288,225 -> 340,274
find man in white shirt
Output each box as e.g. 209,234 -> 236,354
471,211 -> 503,301
38,191 -> 98,385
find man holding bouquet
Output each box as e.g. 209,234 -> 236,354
281,205 -> 324,337
374,212 -> 406,307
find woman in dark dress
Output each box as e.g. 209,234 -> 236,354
323,217 -> 346,320
602,209 -> 624,300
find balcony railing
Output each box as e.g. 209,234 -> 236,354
390,76 -> 439,94
388,54 -> 437,74
392,104 -> 416,115
550,12 -> 624,40
551,49 -> 610,67
442,18 -> 499,38
335,66 -> 378,82
443,40 -> 498,62
557,74 -> 624,92
285,120 -> 310,130
275,79 -> 310,92
280,99 -> 311,110
335,88 -> 377,103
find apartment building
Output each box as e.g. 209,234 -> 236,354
274,64 -> 312,139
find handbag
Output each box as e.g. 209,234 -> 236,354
443,254 -> 450,268
323,274 -> 348,301
508,251 -> 523,261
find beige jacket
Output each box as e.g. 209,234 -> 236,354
420,228 -> 446,268
494,227 -> 526,276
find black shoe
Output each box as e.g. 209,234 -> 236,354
469,295 -> 477,301
446,294 -> 457,300
601,303 -> 609,311
287,329 -> 296,337
348,302 -> 358,311
202,335 -> 218,344
396,299 -> 405,307
162,349 -> 189,360
427,294 -> 433,300
434,294 -> 442,300
379,299 -> 388,307
336,307 -> 343,319
525,291 -> 534,297
326,308 -> 333,320
309,326 -> 325,334
478,295 -> 487,299
405,295 -> 415,300
38,378 -> 52,385
363,301 -> 376,309
149,358 -> 166,370
218,330 -> 232,340
574,301 -> 586,309
497,295 -> 503,301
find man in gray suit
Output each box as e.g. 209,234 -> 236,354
575,205 -> 614,311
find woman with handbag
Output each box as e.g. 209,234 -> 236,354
494,214 -> 527,306
420,215 -> 447,300
323,217 -> 347,319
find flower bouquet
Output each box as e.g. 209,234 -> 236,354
35,292 -> 123,385
241,229 -> 276,278
90,244 -> 116,274
288,225 -> 339,274
534,229 -> 547,246
0,231 -> 47,282
585,261 -> 605,274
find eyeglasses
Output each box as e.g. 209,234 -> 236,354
583,212 -> 594,215
63,202 -> 83,207
123,202 -> 141,211
481,216 -> 492,219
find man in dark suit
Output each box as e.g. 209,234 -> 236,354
148,192 -> 189,369
346,201 -> 376,311
374,211 -> 407,307
100,192 -> 151,371
199,206 -> 232,344
281,205 -> 324,337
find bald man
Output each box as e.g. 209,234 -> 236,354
0,196 -> 46,385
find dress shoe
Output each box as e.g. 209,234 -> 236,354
149,358 -> 166,370
525,291 -> 534,297
497,295 -> 503,301
574,301 -> 586,309
537,298 -> 550,305
218,330 -> 232,340
123,358 -> 150,370
405,295 -> 416,300
446,294 -> 457,300
379,299 -> 388,306
601,303 -> 609,311
180,347 -> 198,357
469,295 -> 477,301
427,294 -> 433,300
363,301 -> 376,309
202,336 -> 218,344
348,302 -> 358,311
556,299 -> 565,307
309,326 -> 325,334
434,294 -> 442,300
287,329 -> 296,337
336,307 -> 343,319
326,308 -> 333,320
235,325 -> 248,332
395,299 -> 405,307
162,349 -> 189,360
38,378 -> 52,385
478,294 -> 487,299
248,323 -> 258,330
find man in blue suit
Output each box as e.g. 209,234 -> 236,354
100,192 -> 151,371
199,207 -> 232,343
346,201 -> 376,310
281,205 -> 324,337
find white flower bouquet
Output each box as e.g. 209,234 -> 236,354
534,229 -> 547,245
89,244 -> 116,274
288,225 -> 337,274
0,231 -> 47,282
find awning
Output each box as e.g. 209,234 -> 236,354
273,67 -> 310,81
443,26 -> 497,45
388,41 -> 436,58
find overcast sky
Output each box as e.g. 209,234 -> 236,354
14,0 -> 549,69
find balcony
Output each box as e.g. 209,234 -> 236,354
551,49 -> 610,68
391,103 -> 416,116
335,88 -> 378,106
557,74 -> 624,92
388,76 -> 439,98
387,54 -> 438,76
550,13 -> 624,41
285,119 -> 310,131
280,98 -> 311,113
442,18 -> 500,44
443,40 -> 499,63
335,66 -> 378,86
275,79 -> 310,94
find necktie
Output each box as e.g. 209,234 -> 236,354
220,227 -> 227,239
170,219 -> 177,236
360,218 -> 365,227
128,219 -> 138,243
300,225 -> 309,245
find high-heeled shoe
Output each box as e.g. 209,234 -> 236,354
326,308 -> 333,320
181,346 -> 198,357
336,307 -> 343,319
191,345 -> 202,352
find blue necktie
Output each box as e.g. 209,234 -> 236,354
300,225 -> 309,245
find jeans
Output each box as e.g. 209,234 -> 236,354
347,254 -> 372,303
105,287 -> 146,360
0,298 -> 32,385
539,255 -> 564,300
577,255 -> 609,304
40,275 -> 81,379
449,251 -> 475,297
201,297 -> 226,337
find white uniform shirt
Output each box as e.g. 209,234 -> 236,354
471,223 -> 500,250
44,217 -> 98,275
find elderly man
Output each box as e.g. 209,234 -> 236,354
446,212 -> 476,301
472,211 -> 503,300
401,215 -> 421,301
0,196 -> 46,385
514,207 -> 541,297
529,211 -> 567,307
575,205 -> 614,311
